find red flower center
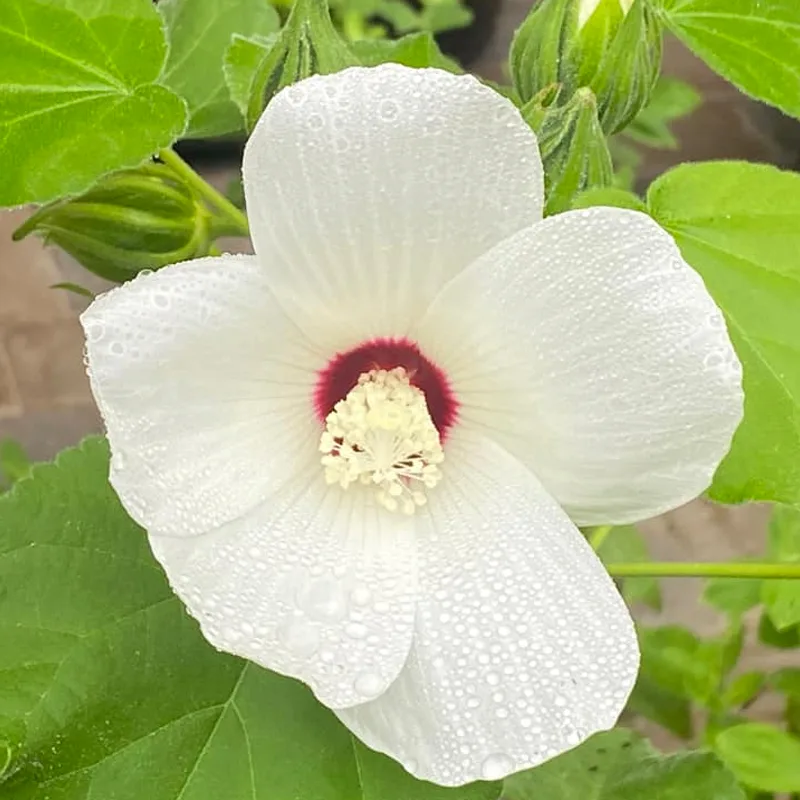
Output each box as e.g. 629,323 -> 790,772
314,337 -> 458,439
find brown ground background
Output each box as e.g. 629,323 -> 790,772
1,0 -> 797,747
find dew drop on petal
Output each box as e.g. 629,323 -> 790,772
480,753 -> 514,781
345,622 -> 368,640
277,619 -> 320,657
354,672 -> 384,698
297,578 -> 347,622
703,351 -> 724,369
351,585 -> 373,606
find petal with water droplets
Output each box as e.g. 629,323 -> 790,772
243,63 -> 544,346
414,207 -> 743,525
149,470 -> 417,710
81,255 -> 323,538
336,429 -> 638,786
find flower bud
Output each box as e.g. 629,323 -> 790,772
578,0 -> 633,29
523,87 -> 613,215
246,0 -> 358,131
13,165 -> 213,283
511,0 -> 662,134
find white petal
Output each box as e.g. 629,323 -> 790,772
150,466 -> 417,709
243,64 -> 543,347
413,208 -> 743,525
336,428 -> 638,787
81,255 -> 324,537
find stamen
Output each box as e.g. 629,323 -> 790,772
319,367 -> 444,514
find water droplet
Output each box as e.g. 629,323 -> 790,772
298,578 -> 347,622
345,622 -> 368,639
379,99 -> 400,121
86,322 -> 105,342
277,619 -> 320,657
354,672 -> 384,698
480,753 -> 514,780
351,585 -> 372,606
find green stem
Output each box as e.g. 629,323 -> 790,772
588,525 -> 612,552
606,562 -> 800,580
159,148 -> 249,238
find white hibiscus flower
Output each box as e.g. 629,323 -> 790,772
81,64 -> 743,786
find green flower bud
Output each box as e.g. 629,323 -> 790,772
523,87 -> 613,215
13,165 -> 213,284
246,0 -> 358,131
511,0 -> 662,134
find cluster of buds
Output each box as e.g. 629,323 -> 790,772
511,0 -> 662,135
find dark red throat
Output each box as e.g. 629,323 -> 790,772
313,337 -> 458,440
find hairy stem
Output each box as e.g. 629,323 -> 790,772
159,148 -> 249,238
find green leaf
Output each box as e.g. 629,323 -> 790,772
504,728 -> 744,800
721,672 -> 766,710
772,668 -> 800,734
357,0 -> 472,35
715,723 -> 800,793
415,0 -> 473,33
625,674 -> 693,739
0,0 -> 187,207
638,626 -> 709,701
773,667 -> 800,697
0,439 -> 31,486
654,0 -> 800,120
159,0 -> 280,138
637,624 -> 740,707
224,34 -> 277,118
353,744 -> 499,800
757,611 -> 800,649
762,505 -> 800,629
571,187 -> 647,212
702,573 -> 763,618
595,525 -> 661,609
647,161 -> 800,506
0,717 -> 26,783
351,31 -> 461,71
0,439 -> 501,799
624,76 -> 701,149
